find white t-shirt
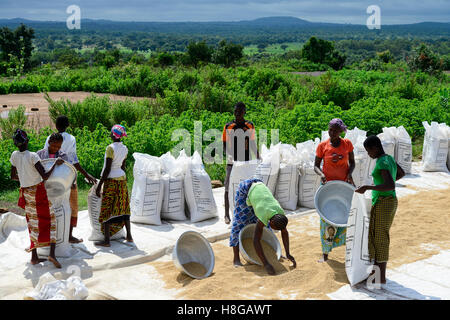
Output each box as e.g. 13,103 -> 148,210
10,150 -> 43,188
44,132 -> 79,165
101,142 -> 128,179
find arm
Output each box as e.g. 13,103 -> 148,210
10,166 -> 19,181
314,156 -> 326,184
281,228 -> 296,268
34,159 -> 63,181
73,162 -> 96,185
96,158 -> 112,197
355,169 -> 395,194
121,159 -> 126,173
396,163 -> 405,181
253,220 -> 275,275
347,151 -> 356,186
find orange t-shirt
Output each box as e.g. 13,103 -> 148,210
316,138 -> 354,181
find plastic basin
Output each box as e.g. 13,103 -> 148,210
239,223 -> 282,266
314,180 -> 355,227
172,231 -> 215,279
40,159 -> 77,198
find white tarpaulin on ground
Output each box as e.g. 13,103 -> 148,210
0,162 -> 448,300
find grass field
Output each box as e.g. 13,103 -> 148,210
244,42 -> 303,55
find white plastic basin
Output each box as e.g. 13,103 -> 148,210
314,180 -> 355,227
172,231 -> 215,279
239,223 -> 282,266
40,159 -> 77,198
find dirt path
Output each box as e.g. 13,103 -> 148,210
149,187 -> 450,300
0,92 -> 149,131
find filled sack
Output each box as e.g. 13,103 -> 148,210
88,183 -> 126,241
345,127 -> 368,188
228,160 -> 259,215
296,139 -> 321,209
422,121 -> 449,172
395,126 -> 412,174
160,151 -> 187,221
345,192 -> 373,286
184,151 -> 218,223
254,143 -> 280,195
130,153 -> 164,225
275,144 -> 301,211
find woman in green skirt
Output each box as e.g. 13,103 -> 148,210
355,135 -> 405,287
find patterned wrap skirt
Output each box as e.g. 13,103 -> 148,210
99,179 -> 130,237
320,218 -> 347,254
368,195 -> 398,263
229,177 -> 264,247
18,182 -> 56,251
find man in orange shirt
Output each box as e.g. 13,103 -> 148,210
222,102 -> 259,224
314,118 -> 355,263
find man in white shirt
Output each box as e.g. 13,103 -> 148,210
45,115 -> 96,243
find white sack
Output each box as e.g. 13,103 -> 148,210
345,192 -> 373,286
228,160 -> 259,215
184,151 -> 218,223
130,153 -> 164,225
422,121 -> 449,172
160,151 -> 186,221
395,126 -> 412,174
254,143 -> 280,194
275,144 -> 301,211
88,183 -> 126,240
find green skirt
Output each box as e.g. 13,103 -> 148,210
368,195 -> 398,263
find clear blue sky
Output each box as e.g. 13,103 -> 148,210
0,0 -> 449,24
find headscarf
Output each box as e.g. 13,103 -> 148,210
111,124 -> 127,139
12,129 -> 29,147
328,118 -> 347,132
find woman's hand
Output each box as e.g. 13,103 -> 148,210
321,175 -> 327,184
95,184 -> 102,198
85,173 -> 97,185
286,254 -> 296,268
355,185 -> 369,194
56,158 -> 64,165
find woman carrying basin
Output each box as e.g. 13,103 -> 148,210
314,118 -> 355,263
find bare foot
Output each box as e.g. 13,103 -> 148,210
69,236 -> 83,244
233,260 -> 243,267
94,241 -> 111,247
318,254 -> 328,263
30,258 -> 47,265
224,216 -> 231,224
126,236 -> 134,243
48,256 -> 62,269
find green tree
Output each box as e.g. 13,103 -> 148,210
0,24 -> 35,72
301,36 -> 346,70
407,44 -> 443,74
212,40 -> 243,67
186,41 -> 213,67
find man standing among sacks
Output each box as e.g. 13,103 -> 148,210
222,102 -> 259,224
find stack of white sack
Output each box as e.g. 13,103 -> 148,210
296,138 -> 321,209
130,153 -> 164,225
275,143 -> 302,211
